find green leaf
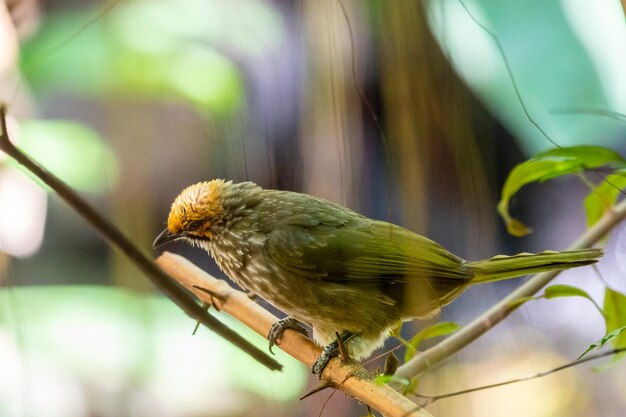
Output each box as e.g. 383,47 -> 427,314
578,288 -> 626,361
604,288 -> 626,351
405,322 -> 459,362
374,374 -> 410,386
508,285 -> 604,317
544,284 -> 605,317
544,284 -> 593,300
374,374 -> 393,385
498,146 -> 625,236
578,326 -> 626,360
584,170 -> 626,227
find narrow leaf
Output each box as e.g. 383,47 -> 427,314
543,284 -> 604,317
578,326 -> 626,360
578,342 -> 601,360
374,374 -> 410,387
374,374 -> 394,385
544,284 -> 593,300
604,288 -> 626,351
405,322 -> 459,362
413,321 -> 460,341
498,146 -> 625,236
509,285 -> 604,318
579,289 -> 626,361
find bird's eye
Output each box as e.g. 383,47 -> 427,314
186,220 -> 204,231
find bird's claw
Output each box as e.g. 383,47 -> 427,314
268,317 -> 308,354
311,332 -> 355,376
311,343 -> 338,375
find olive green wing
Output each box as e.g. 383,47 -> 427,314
264,218 -> 473,317
264,217 -> 472,284
264,221 -> 372,281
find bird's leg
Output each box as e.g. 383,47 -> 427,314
335,331 -> 350,362
268,317 -> 308,354
311,331 -> 356,375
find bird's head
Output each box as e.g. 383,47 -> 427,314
153,179 -> 230,248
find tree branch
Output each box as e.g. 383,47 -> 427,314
395,198 -> 626,380
0,104 -> 280,371
156,252 -> 433,417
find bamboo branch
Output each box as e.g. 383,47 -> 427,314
395,198 -> 626,380
0,104 -> 280,371
156,252 -> 433,417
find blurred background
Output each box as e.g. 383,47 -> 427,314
1,0 -> 625,416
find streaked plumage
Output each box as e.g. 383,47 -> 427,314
155,180 -> 602,366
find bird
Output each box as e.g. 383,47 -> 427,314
153,179 -> 602,375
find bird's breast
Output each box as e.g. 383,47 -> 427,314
203,232 -> 269,290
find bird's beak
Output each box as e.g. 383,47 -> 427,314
153,228 -> 183,248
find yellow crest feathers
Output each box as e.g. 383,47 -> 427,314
167,179 -> 228,233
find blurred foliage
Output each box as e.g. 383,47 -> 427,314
15,119 -> 118,193
0,286 -> 306,403
18,0 -> 286,114
426,0 -> 626,155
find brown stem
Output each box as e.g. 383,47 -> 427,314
156,252 -> 434,417
0,104 -> 280,371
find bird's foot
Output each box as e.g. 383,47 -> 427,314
311,332 -> 355,376
268,317 -> 308,354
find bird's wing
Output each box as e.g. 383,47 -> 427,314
262,199 -> 473,317
264,214 -> 471,285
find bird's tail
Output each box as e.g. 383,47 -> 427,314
466,248 -> 603,284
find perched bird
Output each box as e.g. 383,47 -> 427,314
154,179 -> 602,374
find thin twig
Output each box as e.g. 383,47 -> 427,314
0,104 -> 281,371
156,252 -> 433,417
412,347 -> 626,405
395,198 -> 626,381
